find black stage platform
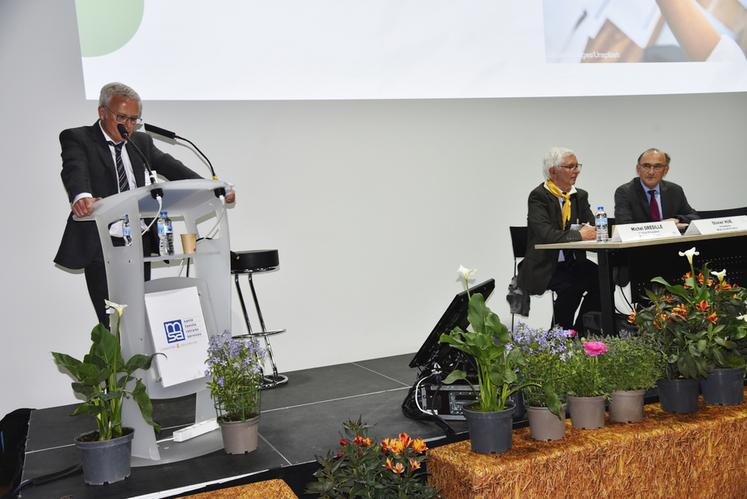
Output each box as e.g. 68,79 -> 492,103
19,354 -> 470,498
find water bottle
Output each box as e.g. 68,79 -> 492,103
157,211 -> 174,256
595,206 -> 608,243
122,213 -> 133,247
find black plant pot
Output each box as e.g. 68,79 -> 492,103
700,368 -> 745,406
658,378 -> 699,414
75,427 -> 134,485
462,403 -> 514,454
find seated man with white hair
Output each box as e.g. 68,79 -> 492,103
517,146 -> 600,332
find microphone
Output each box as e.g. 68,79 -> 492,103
118,124 -> 163,200
144,122 -> 225,198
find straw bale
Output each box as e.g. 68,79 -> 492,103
179,478 -> 298,498
429,390 -> 747,498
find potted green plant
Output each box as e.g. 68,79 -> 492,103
602,335 -> 664,423
51,301 -> 159,485
205,331 -> 264,454
513,323 -> 574,441
439,266 -> 537,454
633,247 -> 747,411
305,417 -> 439,498
565,338 -> 609,429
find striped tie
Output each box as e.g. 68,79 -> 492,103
108,141 -> 129,192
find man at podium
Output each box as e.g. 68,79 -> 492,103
54,82 -> 234,325
613,148 -> 699,229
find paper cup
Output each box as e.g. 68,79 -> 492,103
180,233 -> 197,254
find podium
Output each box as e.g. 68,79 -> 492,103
78,179 -> 231,465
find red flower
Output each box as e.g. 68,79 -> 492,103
695,300 -> 710,312
706,312 -> 718,324
339,438 -> 349,446
398,433 -> 412,448
353,435 -> 372,447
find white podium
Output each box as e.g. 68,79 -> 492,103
79,179 -> 231,465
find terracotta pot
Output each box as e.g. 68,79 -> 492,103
568,395 -> 605,429
609,389 -> 645,423
219,416 -> 260,454
462,403 -> 514,454
527,406 -> 566,441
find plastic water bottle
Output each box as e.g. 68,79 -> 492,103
157,211 -> 174,256
122,213 -> 133,247
595,206 -> 608,243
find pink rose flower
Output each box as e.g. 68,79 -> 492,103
583,341 -> 608,357
566,329 -> 577,338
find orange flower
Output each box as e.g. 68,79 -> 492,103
411,438 -> 428,454
389,439 -> 406,455
627,310 -> 637,324
662,294 -> 675,304
409,458 -> 421,471
398,433 -> 412,448
353,435 -> 372,447
697,273 -> 705,284
385,458 -> 405,474
671,304 -> 688,319
706,312 -> 718,324
717,282 -> 733,291
695,300 -> 710,312
706,278 -> 714,287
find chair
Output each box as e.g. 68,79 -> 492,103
231,250 -> 288,389
508,226 -> 531,331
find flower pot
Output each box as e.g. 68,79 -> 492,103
74,427 -> 134,485
657,378 -> 699,414
527,406 -> 566,441
462,403 -> 514,454
568,395 -> 605,429
219,415 -> 260,454
609,389 -> 646,423
700,368 -> 745,406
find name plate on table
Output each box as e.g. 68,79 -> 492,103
612,220 -> 680,242
684,215 -> 747,236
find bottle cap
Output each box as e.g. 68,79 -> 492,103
597,206 -> 604,210
160,211 -> 167,216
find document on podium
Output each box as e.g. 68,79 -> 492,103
145,287 -> 210,387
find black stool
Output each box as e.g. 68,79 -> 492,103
231,249 -> 288,389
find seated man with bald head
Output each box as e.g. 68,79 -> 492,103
614,148 -> 699,229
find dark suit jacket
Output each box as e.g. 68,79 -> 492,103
613,178 -> 699,225
54,122 -> 201,269
517,183 -> 594,295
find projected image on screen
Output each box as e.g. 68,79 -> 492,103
75,0 -> 747,100
544,0 -> 747,64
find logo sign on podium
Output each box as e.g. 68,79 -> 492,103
684,215 -> 747,236
612,220 -> 680,242
145,287 -> 210,387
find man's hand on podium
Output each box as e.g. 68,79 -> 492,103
72,196 -> 100,218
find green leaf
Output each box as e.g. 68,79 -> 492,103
125,353 -> 155,374
442,370 -> 468,385
132,380 -> 159,431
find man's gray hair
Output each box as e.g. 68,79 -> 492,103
542,146 -> 576,179
98,82 -> 142,111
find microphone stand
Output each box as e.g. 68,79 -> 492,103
117,124 -> 163,200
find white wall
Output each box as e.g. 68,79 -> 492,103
1,0 -> 745,417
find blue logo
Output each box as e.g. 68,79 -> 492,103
164,320 -> 186,343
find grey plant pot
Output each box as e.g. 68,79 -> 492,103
527,405 -> 566,441
568,395 -> 606,429
219,415 -> 260,454
609,389 -> 646,423
700,368 -> 745,406
75,427 -> 134,485
463,403 -> 514,454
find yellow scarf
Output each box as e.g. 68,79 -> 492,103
545,179 -> 571,228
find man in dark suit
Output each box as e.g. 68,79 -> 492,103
54,82 -> 235,325
614,148 -> 699,229
517,147 -> 600,332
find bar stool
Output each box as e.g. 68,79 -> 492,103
231,249 -> 288,389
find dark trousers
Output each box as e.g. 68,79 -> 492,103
547,259 -> 600,332
83,232 -> 153,327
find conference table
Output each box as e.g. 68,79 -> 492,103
535,229 -> 747,335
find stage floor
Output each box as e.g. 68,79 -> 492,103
20,353 -> 469,498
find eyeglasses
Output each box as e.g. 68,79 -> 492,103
106,107 -> 143,128
638,163 -> 667,171
558,163 -> 582,171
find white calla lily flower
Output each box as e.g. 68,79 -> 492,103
737,314 -> 747,322
678,247 -> 699,266
458,265 -> 476,283
104,300 -> 127,318
710,269 -> 726,282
